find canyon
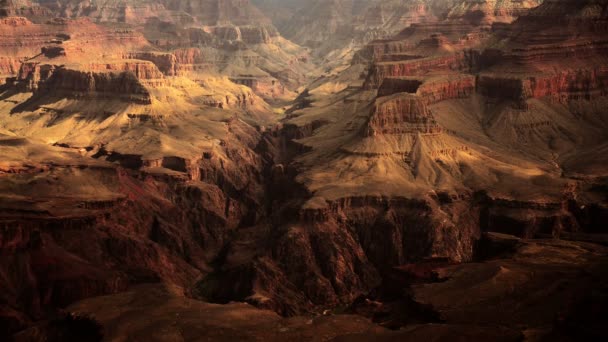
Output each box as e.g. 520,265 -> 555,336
1,0 -> 608,341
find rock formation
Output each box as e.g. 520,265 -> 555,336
30,0 -> 315,101
0,0 -> 607,340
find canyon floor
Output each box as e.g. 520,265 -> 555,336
1,0 -> 608,341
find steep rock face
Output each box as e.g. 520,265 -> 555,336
206,24 -> 275,44
16,62 -> 153,103
121,52 -> 178,76
195,183 -> 482,316
365,51 -> 479,88
477,0 -> 608,109
488,0 -> 608,63
365,94 -> 441,136
378,75 -> 476,103
230,75 -> 287,99
0,119 -> 270,334
299,196 -> 481,265
84,61 -> 165,80
0,16 -> 150,83
238,25 -> 273,44
477,69 -> 608,107
0,56 -> 19,79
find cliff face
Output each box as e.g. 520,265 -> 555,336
0,56 -> 19,79
365,51 -> 479,88
477,69 -> 608,108
365,94 -> 441,136
0,16 -> 150,79
16,62 -> 153,103
0,118 -> 269,331
475,0 -> 608,109
377,76 -> 476,103
121,52 -> 178,76
207,24 -> 274,44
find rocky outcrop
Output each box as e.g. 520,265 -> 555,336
121,52 -> 178,76
238,25 -> 273,44
365,51 -> 479,89
364,94 -> 441,136
378,75 -> 475,103
230,75 -> 286,98
477,68 -> 608,107
485,0 -> 608,65
0,16 -> 150,82
16,62 -> 153,104
0,56 -> 19,77
0,119 -> 269,335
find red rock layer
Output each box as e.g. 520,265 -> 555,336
365,51 -> 478,89
364,94 -> 441,137
378,75 -> 476,104
15,62 -> 152,104
121,52 -> 178,76
478,68 -> 608,107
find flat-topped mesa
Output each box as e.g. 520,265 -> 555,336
417,75 -> 476,103
477,68 -> 608,108
378,76 -> 476,104
171,47 -> 219,73
230,75 -> 286,98
364,51 -> 479,89
17,62 -> 152,104
84,60 -> 166,85
121,52 -> 178,76
238,25 -> 274,44
364,93 -> 442,137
